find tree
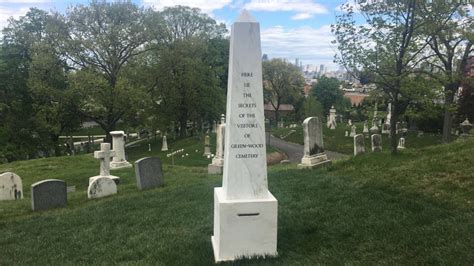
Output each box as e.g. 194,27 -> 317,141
311,76 -> 344,114
333,0 -> 428,154
302,95 -> 324,118
263,58 -> 304,125
52,1 -> 159,142
147,6 -> 228,137
419,2 -> 473,142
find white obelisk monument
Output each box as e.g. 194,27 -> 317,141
211,10 -> 278,262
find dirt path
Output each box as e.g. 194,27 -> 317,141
268,134 -> 348,163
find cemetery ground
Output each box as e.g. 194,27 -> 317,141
272,123 -> 443,155
0,135 -> 473,264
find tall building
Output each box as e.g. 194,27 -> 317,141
295,58 -> 299,67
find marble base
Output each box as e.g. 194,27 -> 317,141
298,154 -> 331,169
212,187 -> 278,262
203,147 -> 211,156
89,175 -> 120,185
110,161 -> 132,170
208,164 -> 223,175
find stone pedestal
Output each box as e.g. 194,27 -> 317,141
208,158 -> 224,174
211,188 -> 278,262
298,154 -> 331,169
110,131 -> 132,169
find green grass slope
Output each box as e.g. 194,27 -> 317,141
0,136 -> 473,264
273,123 -> 443,154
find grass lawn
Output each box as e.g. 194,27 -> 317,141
273,123 -> 444,155
0,135 -> 473,264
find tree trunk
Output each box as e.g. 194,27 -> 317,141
179,118 -> 187,138
442,86 -> 456,143
390,98 -> 399,155
274,109 -> 279,127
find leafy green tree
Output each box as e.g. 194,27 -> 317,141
333,0 -> 428,154
419,2 -> 473,142
52,1 -> 159,141
147,6 -> 227,137
311,76 -> 344,114
263,58 -> 304,125
302,95 -> 324,119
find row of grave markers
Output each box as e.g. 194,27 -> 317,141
0,132 -> 165,211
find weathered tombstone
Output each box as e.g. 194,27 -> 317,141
298,117 -> 331,168
89,143 -> 120,184
347,119 -> 352,126
277,119 -> 284,128
212,10 -> 277,262
327,105 -> 337,129
0,172 -> 23,201
31,179 -> 67,211
345,130 -> 349,137
369,123 -> 379,134
460,118 -> 472,138
382,103 -> 391,134
371,134 -> 382,152
354,134 -> 365,156
208,115 -> 226,174
134,157 -> 164,190
363,121 -> 369,138
203,134 -> 211,156
110,130 -> 132,169
350,125 -> 357,137
88,176 -> 117,199
161,135 -> 168,151
397,137 -> 406,150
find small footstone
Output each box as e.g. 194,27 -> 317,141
88,177 -> 117,199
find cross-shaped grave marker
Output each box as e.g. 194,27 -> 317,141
94,143 -> 116,177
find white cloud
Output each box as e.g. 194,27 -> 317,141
244,0 -> 327,20
143,0 -> 232,14
0,6 -> 30,31
261,25 -> 339,69
291,12 -> 312,20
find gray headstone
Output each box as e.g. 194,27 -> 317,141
354,134 -> 365,156
31,179 -> 67,211
134,157 -> 164,190
371,134 -> 382,152
302,117 -> 324,156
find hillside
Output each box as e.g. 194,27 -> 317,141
0,136 -> 473,264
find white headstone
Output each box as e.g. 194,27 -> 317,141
89,143 -> 120,184
298,117 -> 330,168
161,135 -> 168,151
208,115 -> 226,174
0,172 -> 23,201
87,176 -> 117,199
110,131 -> 132,169
354,134 -> 365,156
371,134 -> 382,152
397,137 -> 406,150
350,125 -> 357,137
212,10 -> 277,262
345,130 -> 349,137
327,105 -> 337,129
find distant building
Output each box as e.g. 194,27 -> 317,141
264,103 -> 295,123
344,92 -> 370,106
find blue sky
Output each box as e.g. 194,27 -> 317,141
0,0 -> 351,70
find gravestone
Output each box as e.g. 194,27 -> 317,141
460,118 -> 472,138
382,103 -> 391,134
212,10 -> 278,262
0,172 -> 23,201
161,135 -> 168,151
347,119 -> 352,126
363,121 -> 369,137
110,130 -> 132,169
371,134 -> 382,152
203,134 -> 211,156
31,179 -> 67,211
345,130 -> 349,137
350,125 -> 357,137
369,123 -> 379,134
88,176 -> 117,199
209,115 -> 226,174
298,117 -> 331,169
135,157 -> 164,190
397,137 -> 406,150
327,105 -> 337,129
89,143 -> 120,184
354,134 -> 365,156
